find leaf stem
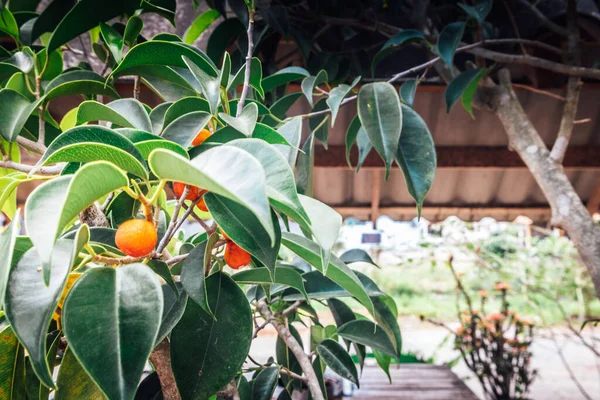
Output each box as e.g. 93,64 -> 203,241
236,7 -> 255,117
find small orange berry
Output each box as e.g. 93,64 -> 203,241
197,196 -> 208,212
224,241 -> 251,269
192,128 -> 212,146
173,182 -> 204,201
115,219 -> 158,257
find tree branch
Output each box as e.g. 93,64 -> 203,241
550,0 -> 582,163
156,185 -> 190,255
516,0 -> 569,37
256,300 -> 325,400
16,136 -> 46,154
0,160 -> 63,175
149,339 -> 182,400
237,8 -> 255,117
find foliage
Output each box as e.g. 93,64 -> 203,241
0,0 -> 445,399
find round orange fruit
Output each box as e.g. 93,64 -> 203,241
197,196 -> 208,212
173,182 -> 204,201
224,241 -> 251,269
192,128 -> 212,146
115,219 -> 158,257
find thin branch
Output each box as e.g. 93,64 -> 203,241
164,253 -> 188,266
256,300 -> 325,400
149,339 -> 182,400
0,160 -> 63,175
511,83 -> 566,101
16,136 -> 46,154
93,253 -> 153,265
100,192 -> 115,212
237,8 -> 255,117
156,186 -> 190,255
516,0 -> 569,37
133,76 -> 141,100
181,203 -> 216,234
550,0 -> 582,163
281,300 -> 303,317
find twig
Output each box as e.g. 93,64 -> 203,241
550,0 -> 581,163
0,160 -> 63,175
237,8 -> 255,117
515,0 -> 569,37
281,300 -> 303,317
149,339 -> 182,400
171,196 -> 203,234
256,300 -> 325,400
93,253 -> 153,265
181,203 -> 216,234
164,253 -> 188,266
548,328 -> 594,400
156,186 -> 190,255
133,76 -> 141,100
511,83 -> 566,101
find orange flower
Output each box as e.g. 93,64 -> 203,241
494,282 -> 511,291
477,290 -> 489,297
487,312 -> 505,322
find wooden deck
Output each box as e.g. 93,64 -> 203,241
347,364 -> 479,400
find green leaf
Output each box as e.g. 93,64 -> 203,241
36,126 -> 148,179
357,82 -> 402,178
0,89 -> 43,141
296,133 -> 314,196
134,138 -> 189,159
184,9 -> 221,44
445,68 -> 483,113
149,102 -> 172,134
55,348 -> 105,400
436,22 -> 465,67
327,76 -> 360,125
345,115 -> 361,169
45,71 -> 120,101
276,324 -> 303,390
229,98 -> 270,117
372,296 -> 402,359
281,232 -> 374,316
228,138 -> 309,227
219,103 -> 258,136
262,66 -> 310,93
0,51 -> 35,81
4,237 -> 80,388
25,162 -> 128,276
252,367 -> 279,400
395,104 -> 436,214
461,68 -> 488,117
76,99 -> 152,131
181,239 -> 215,316
317,339 -> 359,386
301,70 -> 328,107
109,40 -> 218,79
162,97 -> 211,130
279,270 -> 383,301
206,18 -> 245,64
458,0 -> 493,23
99,22 -> 123,63
63,264 -> 162,400
355,126 -> 372,172
252,123 -> 292,146
233,267 -> 307,300
148,147 -> 275,242
0,8 -> 20,41
228,58 -> 264,98
171,272 -> 252,400
400,79 -> 418,108
156,284 -> 188,345
45,0 -> 138,54
219,52 -> 231,88
182,56 -> 221,113
0,216 -> 19,310
161,111 -> 212,147
275,117 -> 302,167
123,16 -> 144,47
263,92 -> 303,127
0,325 -> 26,400
312,356 -> 327,399
338,320 -> 397,358
205,193 -> 281,274
372,30 -> 425,75
373,349 -> 392,383
309,99 -> 330,147
299,195 -> 341,274
340,249 -> 379,268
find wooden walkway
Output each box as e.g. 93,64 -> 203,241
347,364 -> 479,400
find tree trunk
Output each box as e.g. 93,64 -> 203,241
481,69 -> 600,297
149,339 -> 182,400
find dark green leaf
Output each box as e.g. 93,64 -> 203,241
252,366 -> 279,400
0,216 -> 19,309
163,97 -> 211,130
45,70 -> 120,101
0,325 -> 26,400
357,82 -> 402,178
220,103 -> 258,136
395,104 -> 436,214
317,339 -> 359,386
462,68 -> 488,117
345,115 -> 361,169
445,68 -> 483,113
161,111 -> 212,147
232,267 -> 307,300
171,272 -> 252,400
274,117 -> 302,167
458,0 -> 493,23
276,325 -> 303,390
372,296 -> 402,359
228,58 -> 264,98
296,133 -> 314,196
327,76 -> 360,125
123,16 -> 144,47
373,349 -> 392,383
55,348 -> 105,400
338,320 -> 397,358
252,123 -> 292,145
181,239 -> 215,316
76,99 -> 152,131
63,264 -> 163,400
301,70 -> 328,107
262,66 -> 309,93
340,249 -> 379,268
206,18 -> 245,64
149,102 -> 172,134
436,22 -> 465,67
280,270 -> 383,301
372,30 -> 425,75
400,79 -> 418,108
263,92 -> 303,126
99,22 -> 123,62
309,99 -> 330,147
0,89 -> 43,141
182,56 -> 221,113
155,284 -> 188,345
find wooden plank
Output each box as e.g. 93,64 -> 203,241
349,365 -> 478,400
316,145 -> 600,170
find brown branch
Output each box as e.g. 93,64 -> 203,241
256,300 -> 324,400
16,136 -> 46,154
237,9 -> 255,117
511,83 -> 566,101
133,76 -> 141,100
0,160 -> 63,175
149,339 -> 181,400
281,300 -> 303,317
93,252 -> 152,265
515,0 -> 569,37
156,185 -> 190,255
164,253 -> 188,266
550,0 -> 582,163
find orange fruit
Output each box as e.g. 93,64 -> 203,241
197,196 -> 208,212
173,182 -> 204,201
115,219 -> 158,257
219,228 -> 230,241
192,128 -> 212,146
224,241 -> 251,269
